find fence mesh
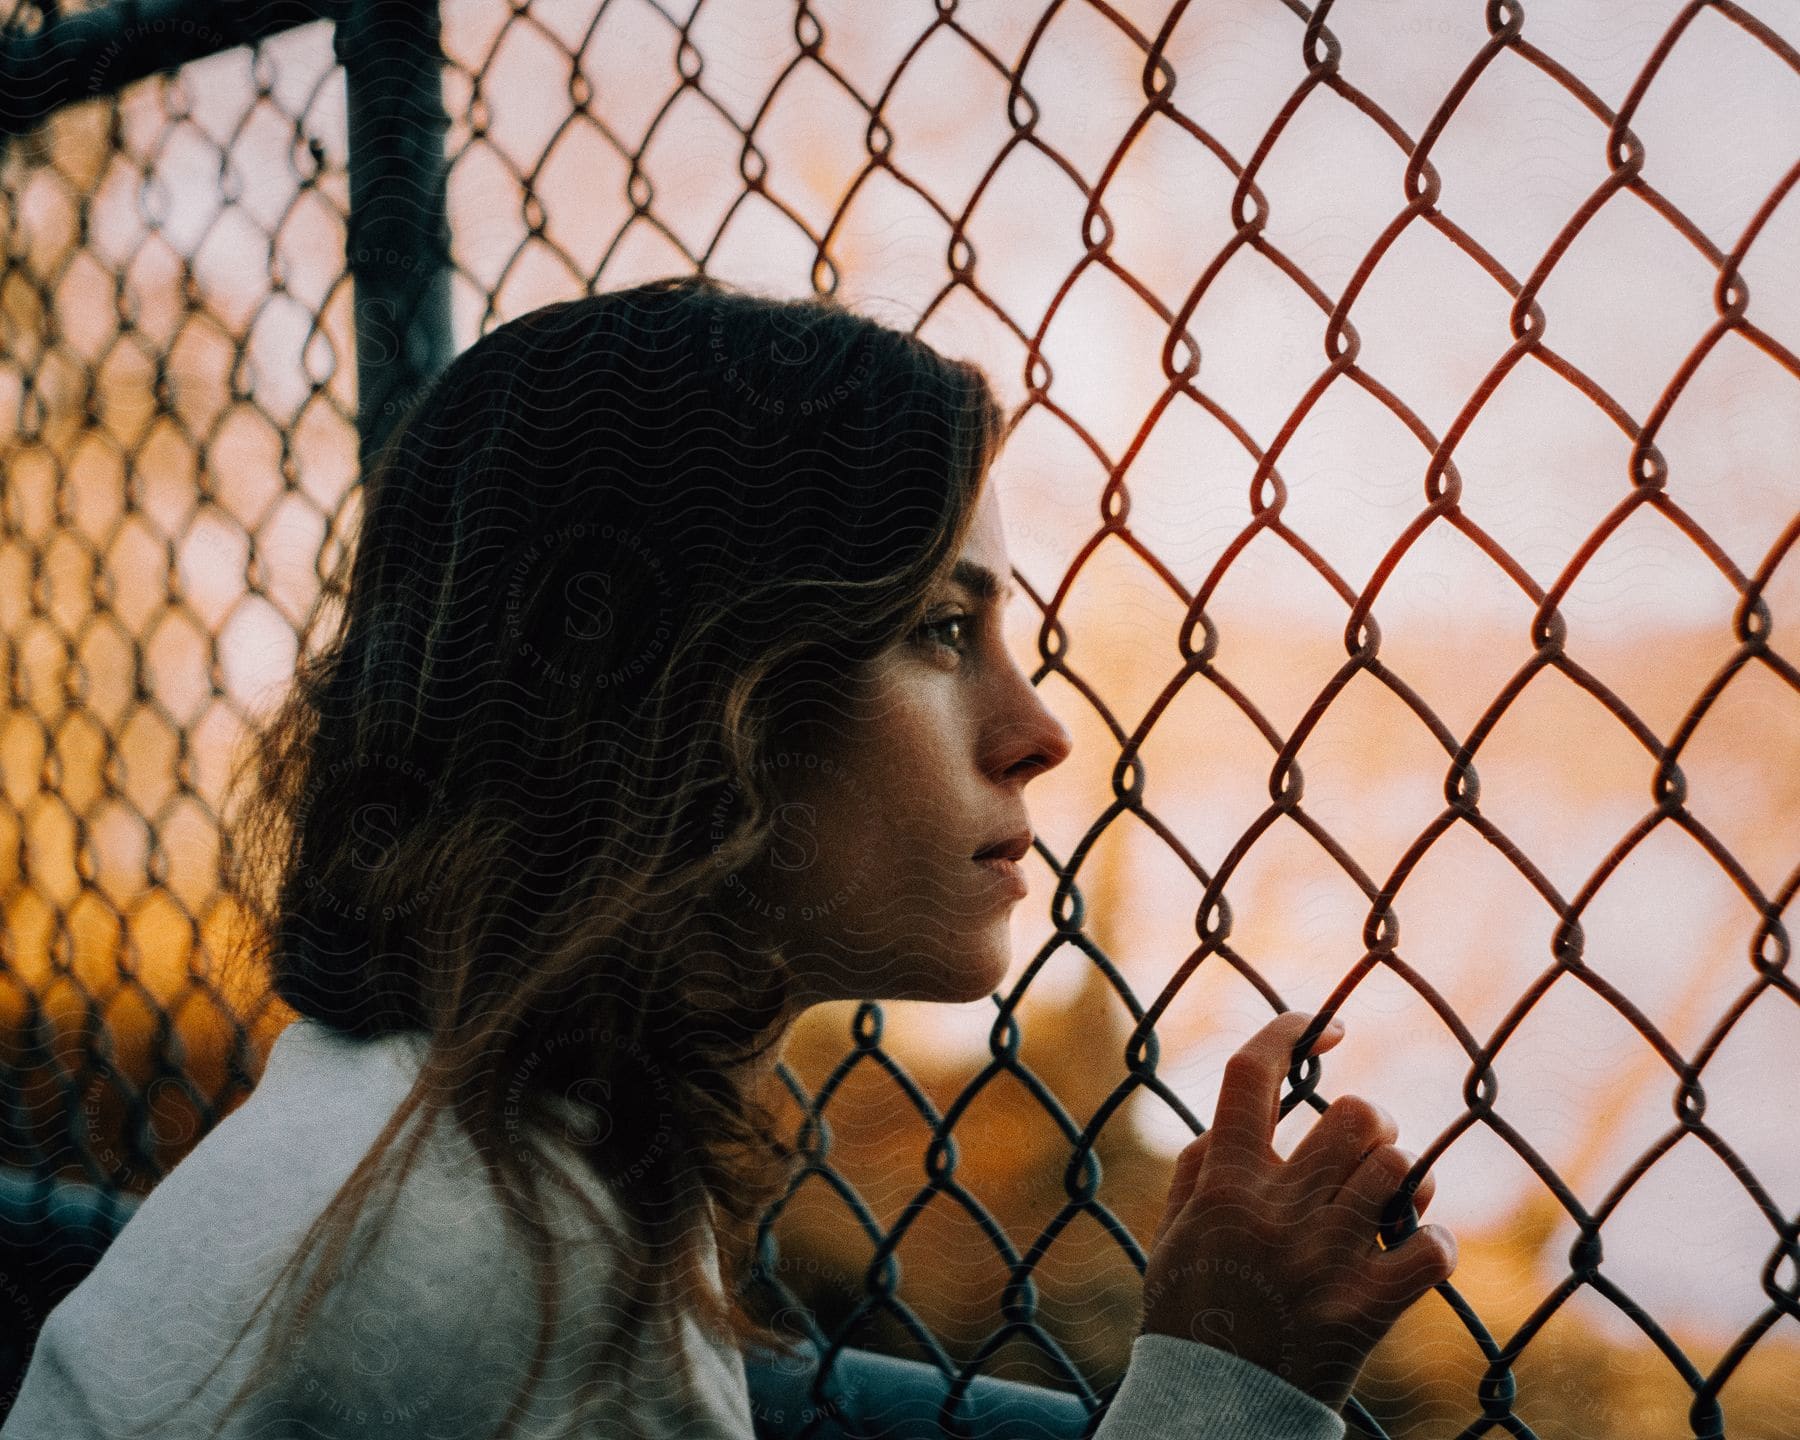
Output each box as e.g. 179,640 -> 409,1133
2,1 -> 1798,1437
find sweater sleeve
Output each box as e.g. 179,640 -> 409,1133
0,1306 -> 115,1440
1090,1334 -> 1347,1440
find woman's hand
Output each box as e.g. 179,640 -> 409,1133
1137,1011 -> 1458,1414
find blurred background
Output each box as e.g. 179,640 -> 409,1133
1,0 -> 1796,1435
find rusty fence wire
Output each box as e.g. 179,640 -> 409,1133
2,0 -> 1799,1436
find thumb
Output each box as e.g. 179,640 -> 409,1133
1152,1130 -> 1213,1253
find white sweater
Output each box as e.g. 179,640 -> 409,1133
1,1018 -> 1347,1439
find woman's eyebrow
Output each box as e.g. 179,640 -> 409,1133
951,559 -> 1019,608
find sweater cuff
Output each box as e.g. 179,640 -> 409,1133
1096,1333 -> 1348,1440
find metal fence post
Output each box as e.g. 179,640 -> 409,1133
0,0 -> 341,138
334,0 -> 454,476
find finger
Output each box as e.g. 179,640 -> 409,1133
1266,1015 -> 1345,1136
1152,1130 -> 1212,1252
1210,1012 -> 1344,1169
1369,1160 -> 1437,1246
1369,1221 -> 1458,1316
1331,1144 -> 1426,1239
1410,1168 -> 1436,1218
1284,1094 -> 1398,1195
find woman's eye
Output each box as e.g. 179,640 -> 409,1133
917,613 -> 973,657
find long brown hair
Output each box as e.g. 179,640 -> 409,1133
178,274 -> 1007,1437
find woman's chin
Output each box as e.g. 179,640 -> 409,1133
878,946 -> 1010,1005
957,938 -> 1013,1002
795,922 -> 1014,1006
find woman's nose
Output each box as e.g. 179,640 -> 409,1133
989,672 -> 1073,785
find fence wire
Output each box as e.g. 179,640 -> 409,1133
2,1 -> 1798,1438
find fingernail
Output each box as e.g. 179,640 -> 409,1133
1325,1017 -> 1346,1035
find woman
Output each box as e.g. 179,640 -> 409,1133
1,275 -> 1454,1439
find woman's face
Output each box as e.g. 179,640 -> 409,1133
748,481 -> 1074,1011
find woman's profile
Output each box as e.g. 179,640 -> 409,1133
0,274 -> 1454,1440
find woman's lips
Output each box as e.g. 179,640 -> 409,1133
974,855 -> 1029,900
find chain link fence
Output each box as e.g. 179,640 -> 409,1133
3,1 -> 1798,1436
